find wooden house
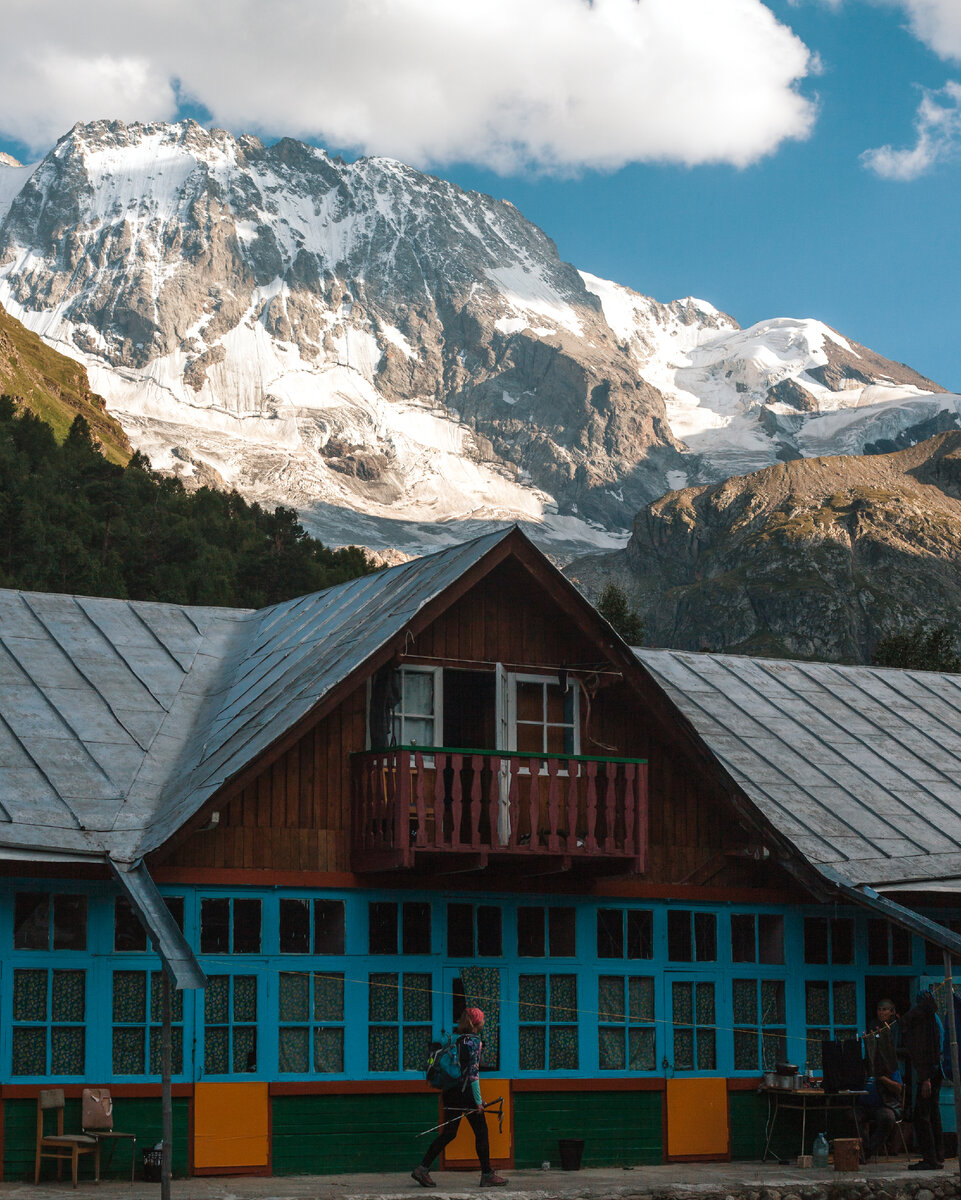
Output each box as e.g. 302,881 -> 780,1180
1,526 -> 961,1179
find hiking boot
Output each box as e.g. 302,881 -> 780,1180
411,1165 -> 436,1187
480,1172 -> 508,1186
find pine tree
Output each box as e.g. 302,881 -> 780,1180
872,624 -> 961,673
597,582 -> 646,645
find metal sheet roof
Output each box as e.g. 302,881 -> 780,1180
636,648 -> 961,889
0,528 -> 514,862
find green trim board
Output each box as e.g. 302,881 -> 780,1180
513,1090 -> 662,1167
271,1093 -> 439,1175
2,1096 -> 190,1181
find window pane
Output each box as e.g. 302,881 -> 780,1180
673,981 -> 693,1025
14,969 -> 47,1021
113,1026 -> 146,1075
233,1026 -> 257,1073
279,972 -> 309,1023
758,915 -> 785,964
404,718 -> 434,746
150,972 -> 184,1023
668,911 -> 692,961
12,1027 -> 46,1076
314,973 -> 344,1022
51,1026 -> 85,1075
762,1030 -> 786,1070
53,895 -> 87,951
545,725 -> 567,755
696,1028 -> 716,1070
628,1027 -> 656,1071
280,899 -> 310,954
233,975 -> 257,1023
732,979 -> 757,1025
734,1028 -> 757,1070
549,908 -> 576,957
149,1026 -> 184,1075
115,898 -> 148,952
626,910 -> 653,959
550,975 -> 577,1022
205,975 -> 229,1024
695,982 -> 715,1025
805,981 -> 829,1024
549,1026 -> 578,1070
314,1027 -> 344,1073
403,974 -> 432,1023
233,899 -> 261,954
477,906 -> 502,957
447,904 -> 474,957
867,918 -> 888,965
369,973 -> 399,1022
201,899 -> 230,954
518,975 -> 546,1023
731,915 -> 756,963
761,980 -> 785,1025
315,900 -> 346,955
279,1026 -> 309,1073
804,917 -> 828,964
403,1026 -> 432,1071
402,902 -> 430,956
694,913 -> 716,961
205,1026 -> 228,1075
674,1026 -> 694,1069
404,670 -> 434,715
891,923 -> 912,965
113,970 -> 147,1023
369,902 -> 397,954
164,897 -> 185,931
628,977 -> 655,1023
516,724 -> 543,754
368,1025 -> 399,1071
519,1025 -> 545,1070
545,684 -> 566,723
52,970 -> 85,1022
14,892 -> 48,949
518,907 -> 545,957
830,918 -> 854,964
598,976 -> 625,1023
834,981 -> 857,1026
599,1026 -> 625,1070
516,682 -> 543,722
597,909 -> 623,958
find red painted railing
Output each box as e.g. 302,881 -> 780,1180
351,747 -> 648,873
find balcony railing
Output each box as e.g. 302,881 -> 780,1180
350,746 -> 648,874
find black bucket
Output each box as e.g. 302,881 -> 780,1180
558,1138 -> 584,1170
142,1147 -> 162,1183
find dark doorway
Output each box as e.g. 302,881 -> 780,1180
443,670 -> 496,750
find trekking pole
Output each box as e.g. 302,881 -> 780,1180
416,1097 -> 505,1138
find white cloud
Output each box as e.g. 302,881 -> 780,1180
0,0 -> 816,172
861,79 -> 961,178
886,0 -> 961,62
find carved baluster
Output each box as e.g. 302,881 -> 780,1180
508,757 -> 521,849
637,761 -> 649,873
585,760 -> 598,852
470,755 -> 483,849
451,753 -> 463,849
413,750 -> 427,848
397,750 -> 411,863
567,761 -> 579,853
528,759 -> 540,850
604,760 -> 616,853
433,751 -> 446,848
623,762 -> 636,855
546,758 -> 561,851
488,756 -> 501,849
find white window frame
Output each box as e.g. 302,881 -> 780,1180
391,665 -> 444,751
506,672 -> 580,766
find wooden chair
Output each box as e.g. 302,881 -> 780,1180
35,1088 -> 100,1187
82,1088 -> 137,1183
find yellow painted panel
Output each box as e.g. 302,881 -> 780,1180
666,1077 -> 728,1158
444,1082 -> 512,1165
194,1081 -> 269,1169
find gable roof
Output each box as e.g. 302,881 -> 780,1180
637,648 -> 961,891
0,528 -> 522,864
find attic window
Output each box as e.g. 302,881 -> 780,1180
201,898 -> 261,955
280,899 -> 346,955
803,916 -> 854,965
14,893 -> 86,951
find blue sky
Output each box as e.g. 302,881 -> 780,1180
2,0 -> 960,389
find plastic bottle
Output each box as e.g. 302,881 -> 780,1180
812,1132 -> 829,1168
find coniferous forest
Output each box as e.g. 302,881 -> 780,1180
0,397 -> 372,607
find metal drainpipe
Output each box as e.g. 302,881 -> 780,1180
942,951 -> 961,1181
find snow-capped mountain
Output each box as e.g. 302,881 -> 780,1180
0,120 -> 954,554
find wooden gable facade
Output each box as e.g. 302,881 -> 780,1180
4,533 -> 958,1180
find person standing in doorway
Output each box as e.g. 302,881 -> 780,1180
412,1008 -> 508,1188
902,989 -> 944,1170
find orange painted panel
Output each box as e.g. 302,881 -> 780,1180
444,1081 -> 512,1165
666,1077 -> 728,1158
194,1081 -> 269,1169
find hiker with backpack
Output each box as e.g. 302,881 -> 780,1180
412,1007 -> 508,1188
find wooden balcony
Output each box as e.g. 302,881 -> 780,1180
350,747 -> 648,875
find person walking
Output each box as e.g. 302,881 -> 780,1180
902,989 -> 944,1170
412,1008 -> 508,1188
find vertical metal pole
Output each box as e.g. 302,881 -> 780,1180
941,951 -> 961,1179
161,972 -> 173,1200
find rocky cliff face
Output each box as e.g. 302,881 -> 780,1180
0,120 -> 954,555
566,431 -> 961,663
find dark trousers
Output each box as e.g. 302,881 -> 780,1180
913,1073 -> 944,1165
421,1095 -> 491,1174
858,1103 -> 897,1157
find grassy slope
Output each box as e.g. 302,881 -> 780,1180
0,302 -> 131,464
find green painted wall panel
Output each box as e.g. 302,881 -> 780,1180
272,1093 -> 439,1175
729,1092 -> 854,1162
2,1097 -> 189,1182
513,1090 -> 662,1167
